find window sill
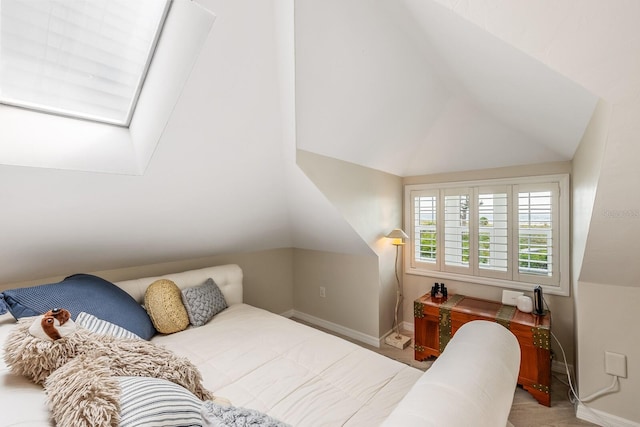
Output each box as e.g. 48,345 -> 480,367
406,267 -> 570,297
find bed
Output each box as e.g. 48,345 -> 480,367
0,264 -> 520,426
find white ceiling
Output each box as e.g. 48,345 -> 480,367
0,0 -> 599,284
295,0 -> 598,176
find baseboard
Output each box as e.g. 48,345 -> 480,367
577,403 -> 640,427
552,359 -> 574,376
290,310 -> 381,348
280,309 -> 295,318
401,320 -> 414,333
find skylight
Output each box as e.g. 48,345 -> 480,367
0,0 -> 170,126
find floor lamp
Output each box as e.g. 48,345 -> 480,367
384,228 -> 411,349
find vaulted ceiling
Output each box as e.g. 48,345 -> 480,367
0,0 -> 598,284
295,0 -> 597,176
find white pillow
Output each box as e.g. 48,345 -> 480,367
118,377 -> 203,427
76,311 -> 141,340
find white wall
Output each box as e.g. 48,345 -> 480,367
574,99 -> 640,424
296,150 -> 404,338
572,100 -> 610,288
2,248 -> 295,316
293,249 -> 380,339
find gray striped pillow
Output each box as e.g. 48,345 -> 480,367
76,312 -> 141,340
118,377 -> 203,427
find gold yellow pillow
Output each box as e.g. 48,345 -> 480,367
144,279 -> 189,334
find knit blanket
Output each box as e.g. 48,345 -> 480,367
201,401 -> 291,427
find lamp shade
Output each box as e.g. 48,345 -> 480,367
386,228 -> 409,245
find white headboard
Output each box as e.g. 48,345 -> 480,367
114,264 -> 243,306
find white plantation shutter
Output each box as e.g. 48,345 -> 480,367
443,189 -> 471,273
0,0 -> 170,126
411,189 -> 438,268
476,186 -> 510,279
405,174 -> 569,295
514,183 -> 559,286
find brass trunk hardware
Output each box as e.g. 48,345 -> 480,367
532,327 -> 551,350
438,309 -> 452,353
444,294 -> 465,308
532,383 -> 550,394
414,344 -> 425,353
496,305 -> 516,329
414,301 -> 425,319
437,294 -> 463,353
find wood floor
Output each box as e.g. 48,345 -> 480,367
293,318 -> 599,427
509,376 -> 597,427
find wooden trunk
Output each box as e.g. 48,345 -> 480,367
414,293 -> 552,406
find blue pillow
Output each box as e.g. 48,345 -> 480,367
0,274 -> 156,340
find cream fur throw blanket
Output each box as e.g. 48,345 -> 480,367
4,315 -> 214,427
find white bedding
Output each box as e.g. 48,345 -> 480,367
0,312 -> 51,426
153,304 -> 422,426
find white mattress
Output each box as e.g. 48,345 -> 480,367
153,304 -> 422,426
0,313 -> 51,426
0,305 -> 421,426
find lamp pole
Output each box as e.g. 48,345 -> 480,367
392,241 -> 402,339
385,228 -> 411,349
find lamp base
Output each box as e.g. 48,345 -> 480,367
384,333 -> 411,349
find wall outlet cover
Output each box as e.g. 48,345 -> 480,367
502,290 -> 524,306
605,351 -> 627,378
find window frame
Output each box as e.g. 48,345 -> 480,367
405,174 -> 570,296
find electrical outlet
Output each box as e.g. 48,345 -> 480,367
319,286 -> 326,298
605,351 -> 627,378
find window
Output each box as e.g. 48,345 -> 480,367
0,0 -> 214,175
0,0 -> 170,126
405,174 -> 569,295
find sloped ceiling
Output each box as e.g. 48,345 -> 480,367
0,0 -> 295,283
295,0 -> 598,176
0,0 -> 598,284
